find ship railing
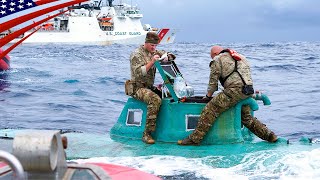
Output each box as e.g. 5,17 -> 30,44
0,150 -> 25,180
34,29 -> 69,32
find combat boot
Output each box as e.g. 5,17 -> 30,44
142,132 -> 155,144
242,117 -> 278,143
177,137 -> 199,146
267,132 -> 278,143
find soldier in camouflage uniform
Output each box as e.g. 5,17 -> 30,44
178,45 -> 278,145
127,32 -> 175,144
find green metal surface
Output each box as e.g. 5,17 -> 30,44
111,97 -> 259,145
154,61 -> 179,102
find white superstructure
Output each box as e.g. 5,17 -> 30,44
11,0 -> 177,45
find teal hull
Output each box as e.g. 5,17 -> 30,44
111,97 -> 259,145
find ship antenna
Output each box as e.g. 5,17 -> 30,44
107,0 -> 114,7
98,0 -> 102,7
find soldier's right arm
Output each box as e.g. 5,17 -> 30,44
207,59 -> 221,96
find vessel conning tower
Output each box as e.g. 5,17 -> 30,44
110,60 -> 274,145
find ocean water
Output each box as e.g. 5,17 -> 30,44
1,42 -> 320,179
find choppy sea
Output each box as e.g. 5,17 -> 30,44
1,42 -> 320,179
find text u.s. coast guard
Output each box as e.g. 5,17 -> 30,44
106,32 -> 142,36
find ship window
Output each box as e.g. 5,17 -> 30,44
126,109 -> 143,126
186,115 -> 200,131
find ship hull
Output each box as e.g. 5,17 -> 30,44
9,11 -> 177,45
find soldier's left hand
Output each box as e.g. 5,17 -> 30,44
167,52 -> 175,60
160,53 -> 168,62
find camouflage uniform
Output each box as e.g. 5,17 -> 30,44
129,45 -> 167,134
188,52 -> 276,143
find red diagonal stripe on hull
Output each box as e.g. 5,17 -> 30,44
0,0 -> 88,33
157,28 -> 169,43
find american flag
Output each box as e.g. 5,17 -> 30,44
0,0 -> 88,62
0,0 -> 58,18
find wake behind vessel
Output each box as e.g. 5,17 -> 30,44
8,0 -> 177,45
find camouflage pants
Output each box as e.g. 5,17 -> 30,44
133,88 -> 162,133
189,88 -> 274,143
241,105 -> 275,141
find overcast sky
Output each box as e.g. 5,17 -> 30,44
134,0 -> 320,43
2,0 -> 319,43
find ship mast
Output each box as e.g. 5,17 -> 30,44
107,0 -> 114,7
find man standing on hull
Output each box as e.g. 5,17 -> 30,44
178,45 -> 278,145
126,32 -> 175,144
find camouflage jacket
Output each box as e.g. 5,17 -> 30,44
207,52 -> 253,94
130,45 -> 168,88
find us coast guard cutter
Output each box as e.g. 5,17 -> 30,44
9,0 -> 177,45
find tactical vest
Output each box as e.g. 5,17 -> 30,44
218,49 -> 254,95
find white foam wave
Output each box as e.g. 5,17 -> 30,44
74,148 -> 320,180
